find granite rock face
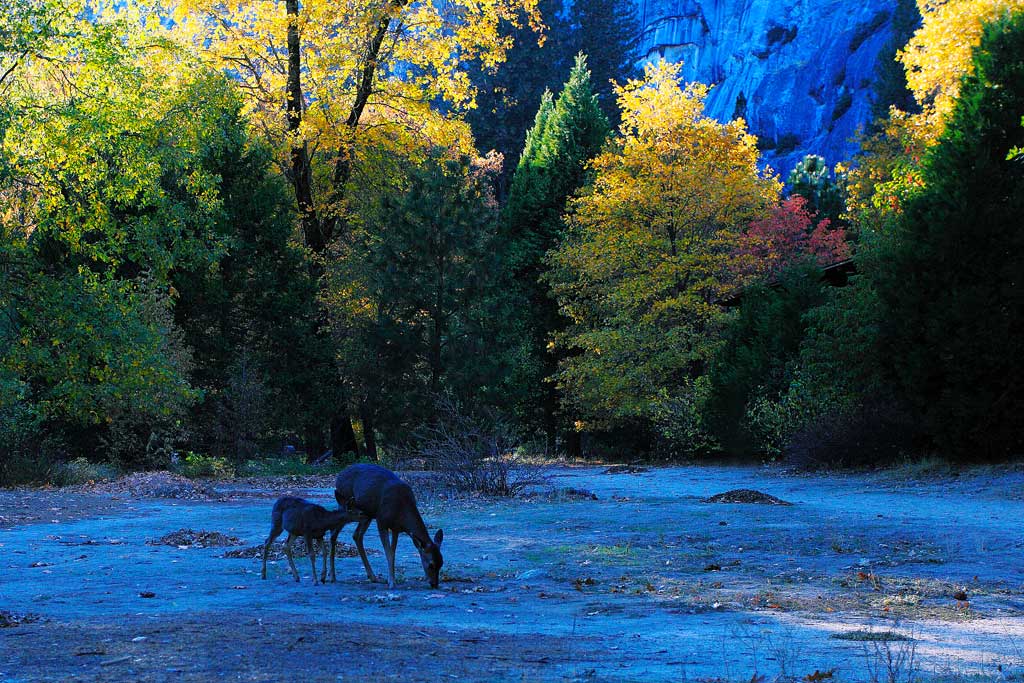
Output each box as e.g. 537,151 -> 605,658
633,0 -> 899,174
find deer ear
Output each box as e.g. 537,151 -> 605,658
434,529 -> 444,546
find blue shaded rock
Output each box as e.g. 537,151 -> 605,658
632,0 -> 899,173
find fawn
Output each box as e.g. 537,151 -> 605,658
261,496 -> 365,584
334,464 -> 444,589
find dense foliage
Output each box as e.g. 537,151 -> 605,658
546,62 -> 780,452
504,54 -> 610,454
878,11 -> 1024,458
2,0 -> 1022,482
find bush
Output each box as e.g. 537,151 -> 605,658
783,397 -> 916,470
706,265 -> 828,458
0,376 -> 52,486
50,458 -> 119,487
654,377 -> 719,459
406,396 -> 548,496
175,452 -> 235,480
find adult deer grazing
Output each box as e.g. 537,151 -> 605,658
334,464 -> 444,589
261,496 -> 365,585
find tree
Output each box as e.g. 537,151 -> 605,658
174,0 -> 543,457
787,155 -> 847,226
0,8 -> 231,464
546,61 -> 780,445
503,54 -> 610,454
705,264 -> 829,458
735,196 -> 850,280
465,0 -> 569,194
897,0 -> 1017,141
169,76 -> 321,461
878,10 -> 1024,458
568,0 -> 641,120
326,149 -> 507,456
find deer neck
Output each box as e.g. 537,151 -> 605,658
397,500 -> 432,548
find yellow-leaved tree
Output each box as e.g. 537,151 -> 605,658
172,0 -> 541,254
546,61 -> 780,448
845,0 -> 1017,233
171,0 -> 542,455
898,0 -> 1018,141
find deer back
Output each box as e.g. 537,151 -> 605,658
335,463 -> 429,542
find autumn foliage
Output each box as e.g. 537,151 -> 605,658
547,61 -> 780,432
735,197 -> 850,280
2,0 -> 1023,478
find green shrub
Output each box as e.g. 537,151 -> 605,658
705,265 -> 827,459
176,452 -> 235,479
0,374 -> 50,487
783,397 -> 915,470
654,377 -> 719,458
50,458 -> 119,487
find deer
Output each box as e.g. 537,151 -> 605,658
334,463 -> 444,589
260,496 -> 366,585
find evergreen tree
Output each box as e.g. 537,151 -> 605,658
877,11 -> 1024,458
465,0 -> 569,194
328,150 -> 507,455
170,76 -> 321,461
504,54 -> 611,454
569,0 -> 641,119
787,155 -> 846,226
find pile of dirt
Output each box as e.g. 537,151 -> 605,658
223,474 -> 337,496
603,464 -> 650,475
84,471 -> 217,500
0,610 -> 41,628
703,489 -> 793,506
147,529 -> 244,548
224,541 -> 371,560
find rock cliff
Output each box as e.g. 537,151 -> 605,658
633,0 -> 900,174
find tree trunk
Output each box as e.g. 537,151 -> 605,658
542,348 -> 559,455
286,0 -> 363,455
430,255 -> 444,394
543,386 -> 557,456
565,428 -> 582,460
304,424 -> 326,463
285,0 -> 319,254
330,414 -> 360,461
360,402 -> 378,462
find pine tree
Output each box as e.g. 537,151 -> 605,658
569,0 -> 641,119
504,54 -> 611,454
878,10 -> 1024,458
787,154 -> 846,226
465,0 -> 569,195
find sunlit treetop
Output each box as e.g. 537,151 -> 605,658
897,0 -> 1019,141
170,0 -> 543,152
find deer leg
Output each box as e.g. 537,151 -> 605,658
353,518 -> 378,583
284,534 -> 300,582
390,530 -> 400,587
305,534 -> 319,585
261,524 -> 283,580
328,527 -> 341,583
379,524 -> 396,589
319,534 -> 330,584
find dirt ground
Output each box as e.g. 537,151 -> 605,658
3,465 -> 1024,682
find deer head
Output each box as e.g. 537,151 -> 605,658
414,529 -> 444,588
